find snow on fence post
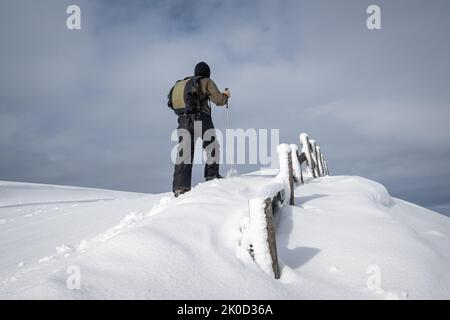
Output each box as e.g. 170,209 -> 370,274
320,148 -> 327,176
277,144 -> 295,206
290,144 -> 302,185
316,146 -> 324,177
297,151 -> 306,184
322,154 -> 329,176
300,133 -> 316,178
246,191 -> 284,279
309,139 -> 320,178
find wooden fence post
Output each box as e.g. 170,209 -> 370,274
300,133 -> 316,178
287,151 -> 295,205
309,139 -> 320,178
264,197 -> 280,279
316,146 -> 324,177
322,154 -> 329,176
277,144 -> 295,206
290,144 -> 302,185
297,151 -> 306,184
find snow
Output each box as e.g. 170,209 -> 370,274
0,181 -> 143,208
276,144 -> 291,179
0,181 -> 166,284
0,174 -> 449,299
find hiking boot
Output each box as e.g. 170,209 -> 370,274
205,174 -> 223,182
174,187 -> 190,198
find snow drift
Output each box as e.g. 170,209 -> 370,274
0,175 -> 449,299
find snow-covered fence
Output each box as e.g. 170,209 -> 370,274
273,136 -> 330,207
274,136 -> 329,205
242,135 -> 329,280
298,133 -> 329,178
300,133 -> 317,178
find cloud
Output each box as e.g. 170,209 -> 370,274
1,0 -> 450,209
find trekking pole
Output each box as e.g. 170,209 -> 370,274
225,88 -> 231,130
224,88 -> 234,176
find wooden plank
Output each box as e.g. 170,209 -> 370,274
287,151 -> 295,206
298,151 -> 306,184
271,190 -> 285,230
264,197 -> 280,279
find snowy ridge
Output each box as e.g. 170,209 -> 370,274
0,181 -> 144,208
0,174 -> 450,299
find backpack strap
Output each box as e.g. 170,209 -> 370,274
194,76 -> 208,115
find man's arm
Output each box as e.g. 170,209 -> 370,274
206,79 -> 229,106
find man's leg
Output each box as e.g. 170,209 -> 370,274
202,116 -> 220,179
172,115 -> 195,192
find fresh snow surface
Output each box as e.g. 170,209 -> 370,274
0,175 -> 449,299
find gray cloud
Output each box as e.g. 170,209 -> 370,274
1,0 -> 450,211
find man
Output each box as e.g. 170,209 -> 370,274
172,62 -> 231,197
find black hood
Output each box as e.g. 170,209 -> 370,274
194,62 -> 211,78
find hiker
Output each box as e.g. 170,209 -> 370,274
168,62 -> 231,197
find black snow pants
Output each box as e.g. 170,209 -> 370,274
172,113 -> 220,192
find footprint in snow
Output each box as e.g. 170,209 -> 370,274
38,256 -> 55,264
329,266 -> 340,273
56,244 -> 75,256
154,196 -> 172,209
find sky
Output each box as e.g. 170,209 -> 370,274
1,0 -> 449,213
